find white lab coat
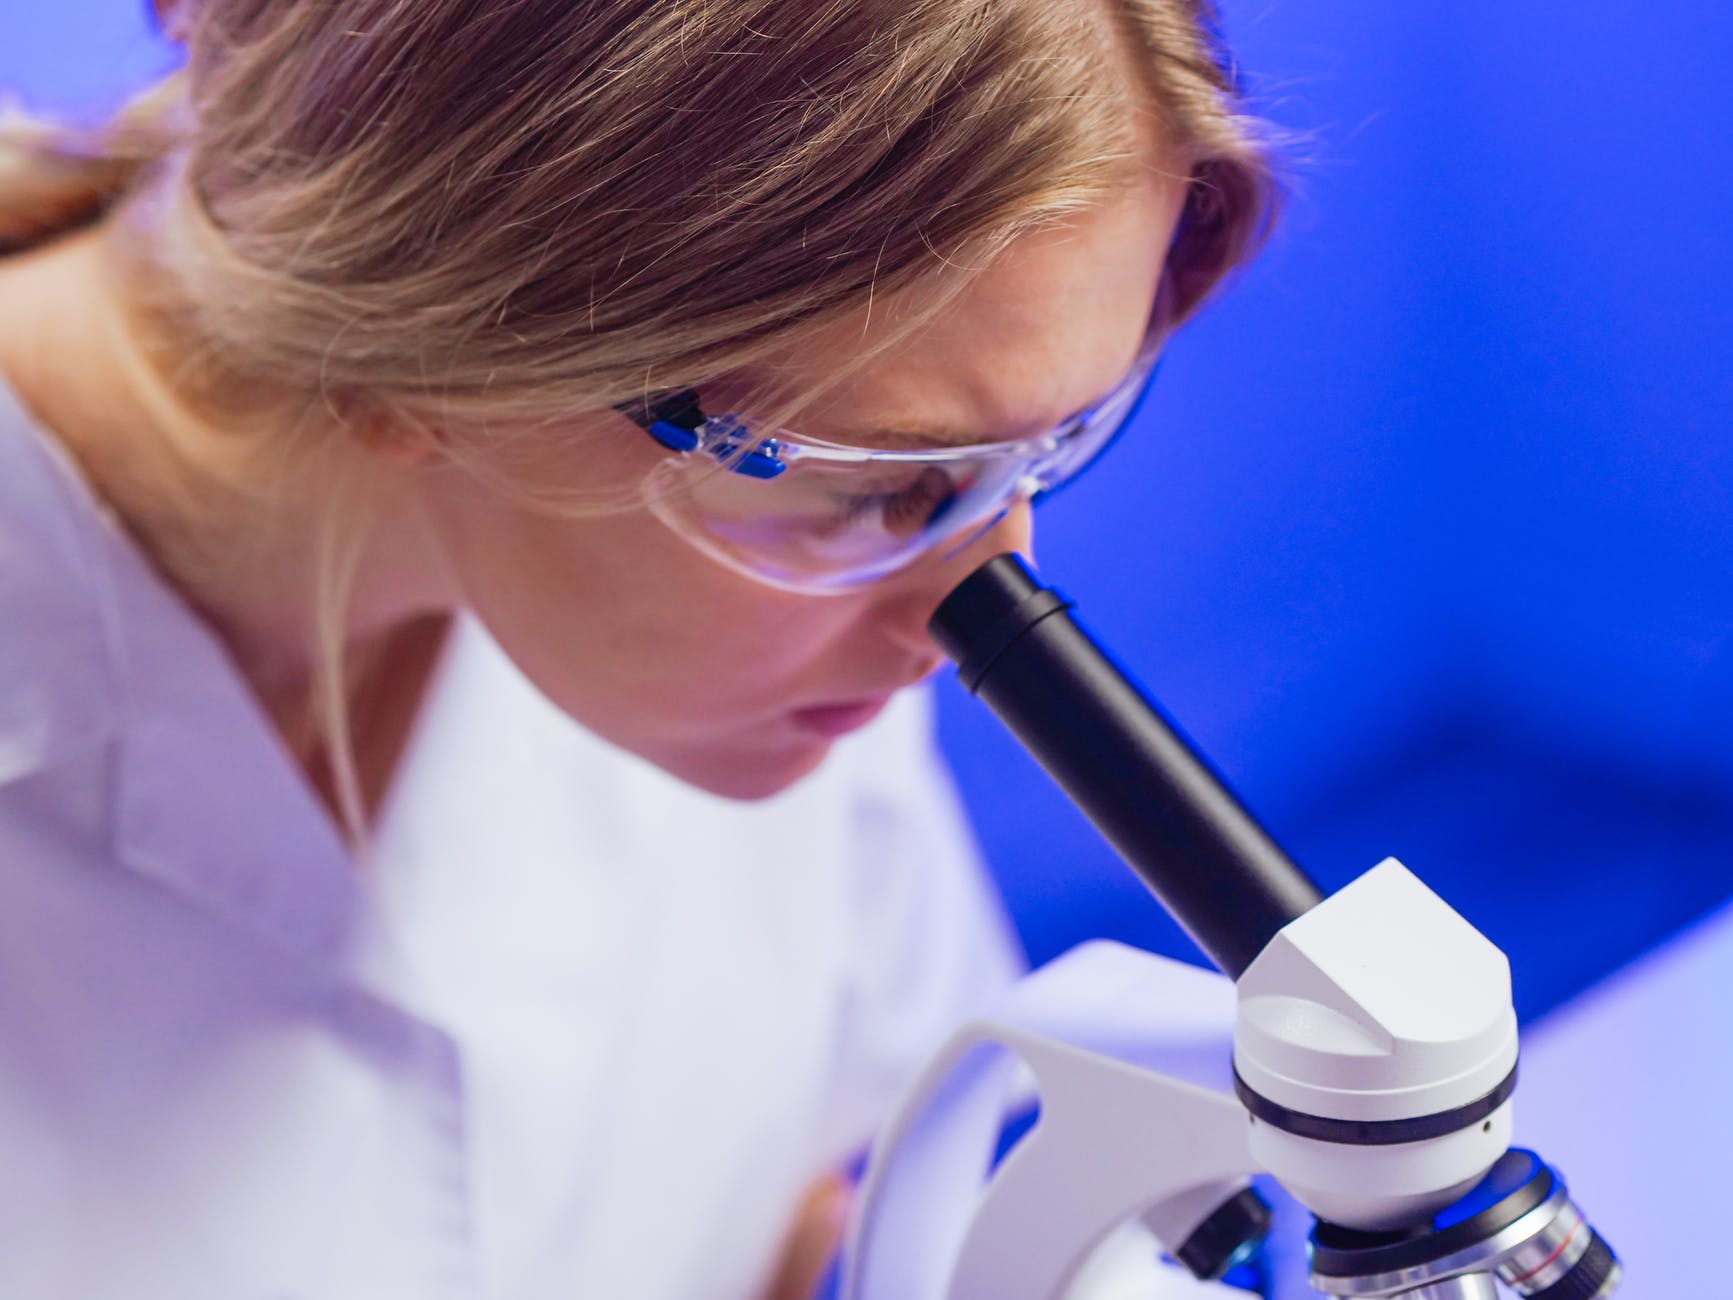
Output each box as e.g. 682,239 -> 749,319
0,376 -> 1022,1300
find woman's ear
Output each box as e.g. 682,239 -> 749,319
359,415 -> 446,468
337,396 -> 448,469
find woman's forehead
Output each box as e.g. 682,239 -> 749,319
738,159 -> 1187,448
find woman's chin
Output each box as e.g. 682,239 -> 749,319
658,735 -> 836,802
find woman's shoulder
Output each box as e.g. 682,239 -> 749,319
0,368 -> 127,785
0,367 -> 344,905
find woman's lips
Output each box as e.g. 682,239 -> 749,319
789,694 -> 893,738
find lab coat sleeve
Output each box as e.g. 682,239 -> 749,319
806,684 -> 1026,1169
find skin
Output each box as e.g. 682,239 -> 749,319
416,156 -> 1189,801
0,71 -> 1190,1296
0,130 -> 1191,810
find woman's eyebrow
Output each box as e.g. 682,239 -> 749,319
694,380 -> 975,448
722,369 -> 1018,449
826,389 -> 1114,450
820,359 -> 1148,450
828,419 -> 998,450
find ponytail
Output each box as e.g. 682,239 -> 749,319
0,72 -> 186,253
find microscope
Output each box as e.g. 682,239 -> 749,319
842,555 -> 1620,1300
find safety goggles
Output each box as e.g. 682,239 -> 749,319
614,340 -> 1161,594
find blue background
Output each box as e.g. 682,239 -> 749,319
938,1 -> 1733,1021
7,3 -> 1730,1023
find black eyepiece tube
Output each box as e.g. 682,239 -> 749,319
929,553 -> 1324,979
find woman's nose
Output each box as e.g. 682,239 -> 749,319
867,500 -> 1036,662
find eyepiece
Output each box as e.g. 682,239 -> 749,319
930,553 -> 1324,978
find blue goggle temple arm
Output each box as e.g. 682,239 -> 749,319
613,388 -> 787,480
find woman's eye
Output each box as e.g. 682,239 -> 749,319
835,467 -> 958,537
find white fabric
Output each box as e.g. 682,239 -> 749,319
0,375 -> 1022,1300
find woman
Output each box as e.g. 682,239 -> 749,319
0,0 -> 1276,1295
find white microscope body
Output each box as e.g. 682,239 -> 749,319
847,556 -> 1620,1300
844,860 -> 1612,1300
1235,857 -> 1516,1232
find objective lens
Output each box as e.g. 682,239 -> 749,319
1495,1207 -> 1620,1300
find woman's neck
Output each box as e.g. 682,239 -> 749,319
0,217 -> 460,826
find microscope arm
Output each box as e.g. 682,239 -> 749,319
844,942 -> 1258,1300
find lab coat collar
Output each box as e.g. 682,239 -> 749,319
0,381 -> 363,966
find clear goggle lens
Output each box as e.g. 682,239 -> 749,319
638,347 -> 1158,594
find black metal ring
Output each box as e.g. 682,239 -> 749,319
1309,1148 -> 1553,1278
1234,1062 -> 1518,1147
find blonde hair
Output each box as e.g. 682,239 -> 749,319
1,0 -> 1281,845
